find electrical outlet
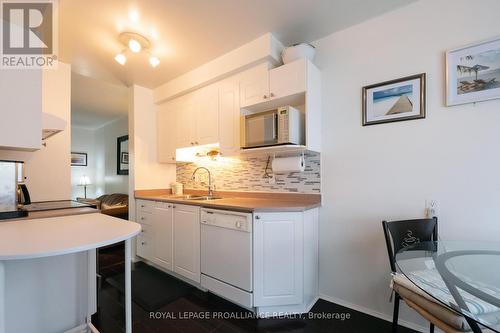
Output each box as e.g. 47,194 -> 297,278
268,174 -> 276,184
425,199 -> 439,218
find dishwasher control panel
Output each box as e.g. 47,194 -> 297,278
201,209 -> 252,232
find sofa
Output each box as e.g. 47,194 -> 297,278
95,193 -> 129,220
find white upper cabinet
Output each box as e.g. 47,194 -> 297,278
269,58 -> 306,99
218,77 -> 241,155
195,84 -> 219,145
0,70 -> 42,151
157,57 -> 321,160
239,63 -> 270,108
157,101 -> 177,163
175,92 -> 196,148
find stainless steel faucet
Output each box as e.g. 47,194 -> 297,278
191,167 -> 214,196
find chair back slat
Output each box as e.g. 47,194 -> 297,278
382,217 -> 438,272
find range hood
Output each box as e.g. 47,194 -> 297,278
42,113 -> 66,140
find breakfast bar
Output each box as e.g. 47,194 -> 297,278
0,214 -> 141,333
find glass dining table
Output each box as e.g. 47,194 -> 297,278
396,241 -> 500,333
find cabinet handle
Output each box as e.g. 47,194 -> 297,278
141,242 -> 146,245
141,205 -> 145,208
141,217 -> 145,220
171,157 -> 175,161
270,92 -> 275,98
255,215 -> 260,220
168,205 -> 172,208
195,141 -> 199,145
173,205 -> 176,208
190,142 -> 194,145
263,95 -> 268,99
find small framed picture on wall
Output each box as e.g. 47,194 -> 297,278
446,37 -> 500,106
71,152 -> 88,166
362,73 -> 426,126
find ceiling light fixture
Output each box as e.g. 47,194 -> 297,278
114,32 -> 160,68
128,39 -> 142,53
149,56 -> 160,68
114,53 -> 126,65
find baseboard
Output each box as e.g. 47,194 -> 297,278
319,293 -> 427,333
306,296 -> 320,313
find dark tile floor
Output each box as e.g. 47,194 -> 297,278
94,247 -> 417,333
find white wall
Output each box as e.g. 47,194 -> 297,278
315,0 -> 500,329
0,63 -> 72,201
71,127 -> 96,198
129,85 -> 176,221
71,117 -> 129,199
95,116 -> 129,196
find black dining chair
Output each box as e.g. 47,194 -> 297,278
382,217 -> 438,333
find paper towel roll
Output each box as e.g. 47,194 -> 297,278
271,156 -> 305,173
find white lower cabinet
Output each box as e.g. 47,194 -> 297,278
253,209 -> 319,315
152,202 -> 174,270
136,223 -> 153,260
136,199 -> 318,314
136,201 -> 200,284
173,204 -> 201,283
253,212 -> 303,306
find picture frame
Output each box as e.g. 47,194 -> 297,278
121,152 -> 129,164
71,152 -> 87,167
446,37 -> 500,106
362,73 -> 426,126
117,135 -> 129,175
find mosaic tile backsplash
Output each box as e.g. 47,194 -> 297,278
176,153 -> 321,193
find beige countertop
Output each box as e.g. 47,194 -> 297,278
135,189 -> 321,212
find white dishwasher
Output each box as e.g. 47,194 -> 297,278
200,208 -> 253,308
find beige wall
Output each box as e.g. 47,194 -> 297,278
0,63 -> 72,201
314,0 -> 500,330
129,85 -> 176,221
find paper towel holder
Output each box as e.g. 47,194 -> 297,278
272,151 -> 305,162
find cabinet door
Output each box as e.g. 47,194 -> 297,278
157,101 -> 177,163
218,77 -> 241,154
239,63 -> 270,108
195,84 -> 219,145
175,93 -> 196,148
253,212 -> 303,306
152,202 -> 174,270
269,58 -> 306,99
173,204 -> 201,282
0,70 -> 42,150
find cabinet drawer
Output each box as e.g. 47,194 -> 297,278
136,233 -> 152,260
137,211 -> 153,225
157,201 -> 174,209
137,199 -> 154,213
138,223 -> 151,236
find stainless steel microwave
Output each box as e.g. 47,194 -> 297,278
241,106 -> 304,149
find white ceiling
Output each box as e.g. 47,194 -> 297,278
60,0 -> 417,89
71,73 -> 128,130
